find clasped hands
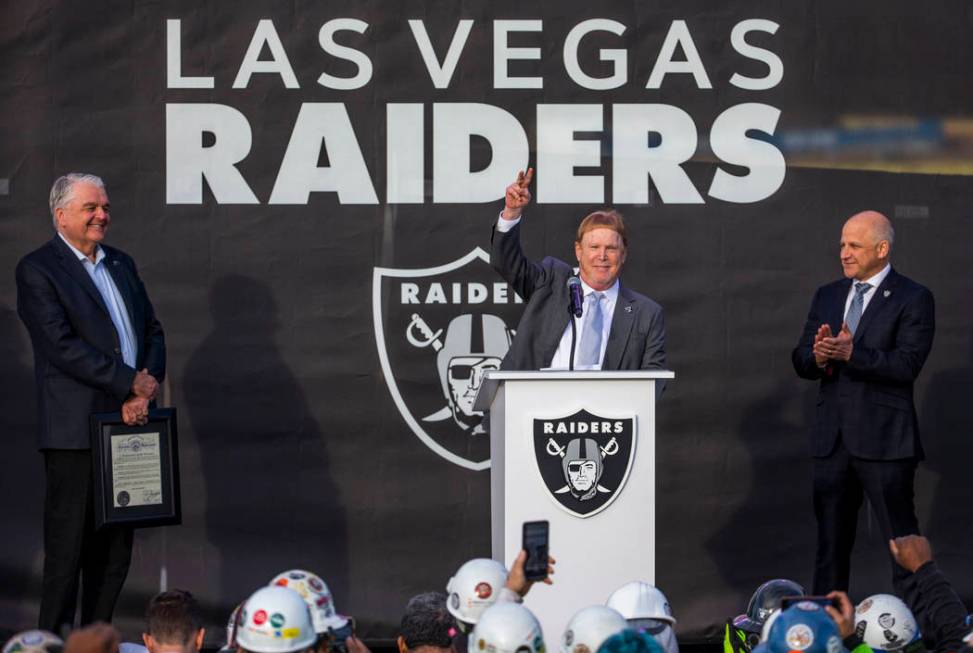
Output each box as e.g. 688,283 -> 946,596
813,323 -> 853,367
123,368 -> 159,426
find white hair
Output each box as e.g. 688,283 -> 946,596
49,173 -> 106,229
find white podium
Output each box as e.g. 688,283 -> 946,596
474,370 -> 674,643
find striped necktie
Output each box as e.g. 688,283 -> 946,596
845,282 -> 872,334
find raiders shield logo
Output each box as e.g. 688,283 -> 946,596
373,248 -> 523,470
533,410 -> 636,517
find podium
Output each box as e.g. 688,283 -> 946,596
474,370 -> 674,642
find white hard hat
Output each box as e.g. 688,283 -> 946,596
446,558 -> 508,625
855,594 -> 921,652
270,569 -> 350,633
236,586 -> 318,653
562,606 -> 627,653
223,602 -> 243,651
605,582 -> 677,625
471,603 -> 545,653
3,631 -> 62,653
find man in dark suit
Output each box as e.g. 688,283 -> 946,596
16,173 -> 166,632
491,168 -> 666,379
792,210 -> 934,595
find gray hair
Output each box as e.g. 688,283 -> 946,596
49,173 -> 106,229
875,219 -> 895,251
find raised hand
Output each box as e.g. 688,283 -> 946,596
504,548 -> 556,597
890,535 -> 933,573
502,168 -> 534,220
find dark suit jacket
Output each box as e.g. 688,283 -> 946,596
16,236 -> 166,449
491,222 -> 666,374
792,268 -> 934,460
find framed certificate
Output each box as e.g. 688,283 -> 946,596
89,407 -> 182,529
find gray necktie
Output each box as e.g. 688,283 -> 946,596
845,282 -> 872,334
577,292 -> 605,366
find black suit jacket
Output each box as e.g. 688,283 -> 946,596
792,268 -> 934,460
491,222 -> 666,374
16,236 -> 166,449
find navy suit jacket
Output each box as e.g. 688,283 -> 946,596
491,222 -> 666,376
16,236 -> 166,449
792,268 -> 934,460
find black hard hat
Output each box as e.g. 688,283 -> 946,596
732,579 -> 806,633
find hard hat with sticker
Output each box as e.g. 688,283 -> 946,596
236,586 -> 317,653
854,594 -> 920,652
446,558 -> 508,625
471,603 -> 545,653
560,606 -> 626,653
762,605 -> 840,653
733,579 -> 806,634
269,569 -> 350,635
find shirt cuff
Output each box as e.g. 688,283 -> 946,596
497,587 -> 523,603
496,212 -> 521,232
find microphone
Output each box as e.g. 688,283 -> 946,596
567,276 -> 584,318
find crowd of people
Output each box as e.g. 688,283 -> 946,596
4,536 -> 970,653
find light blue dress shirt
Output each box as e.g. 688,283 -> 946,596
58,233 -> 138,368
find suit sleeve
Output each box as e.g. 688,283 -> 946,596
490,221 -> 551,301
639,305 -> 666,371
792,287 -> 827,380
640,305 -> 667,398
16,258 -> 135,401
903,561 -> 967,653
845,287 -> 935,383
128,256 -> 166,383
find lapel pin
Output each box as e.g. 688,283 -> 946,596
624,305 -> 633,313
883,290 -> 890,298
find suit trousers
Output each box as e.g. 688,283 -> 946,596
39,450 -> 133,632
811,435 -> 919,595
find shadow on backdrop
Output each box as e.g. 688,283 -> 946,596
183,276 -> 348,627
0,303 -> 43,629
921,334 -> 973,604
704,386 -> 816,618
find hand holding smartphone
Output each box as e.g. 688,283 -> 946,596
522,520 -> 549,581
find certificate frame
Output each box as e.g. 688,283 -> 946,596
90,407 -> 182,529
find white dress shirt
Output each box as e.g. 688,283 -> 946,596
843,263 -> 891,321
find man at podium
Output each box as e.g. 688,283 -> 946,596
490,168 -> 666,386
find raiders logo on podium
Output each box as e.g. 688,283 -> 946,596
533,409 -> 636,518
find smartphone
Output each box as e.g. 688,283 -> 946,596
522,520 -> 550,581
780,596 -> 839,611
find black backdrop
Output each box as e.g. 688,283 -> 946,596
1,0 -> 972,643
